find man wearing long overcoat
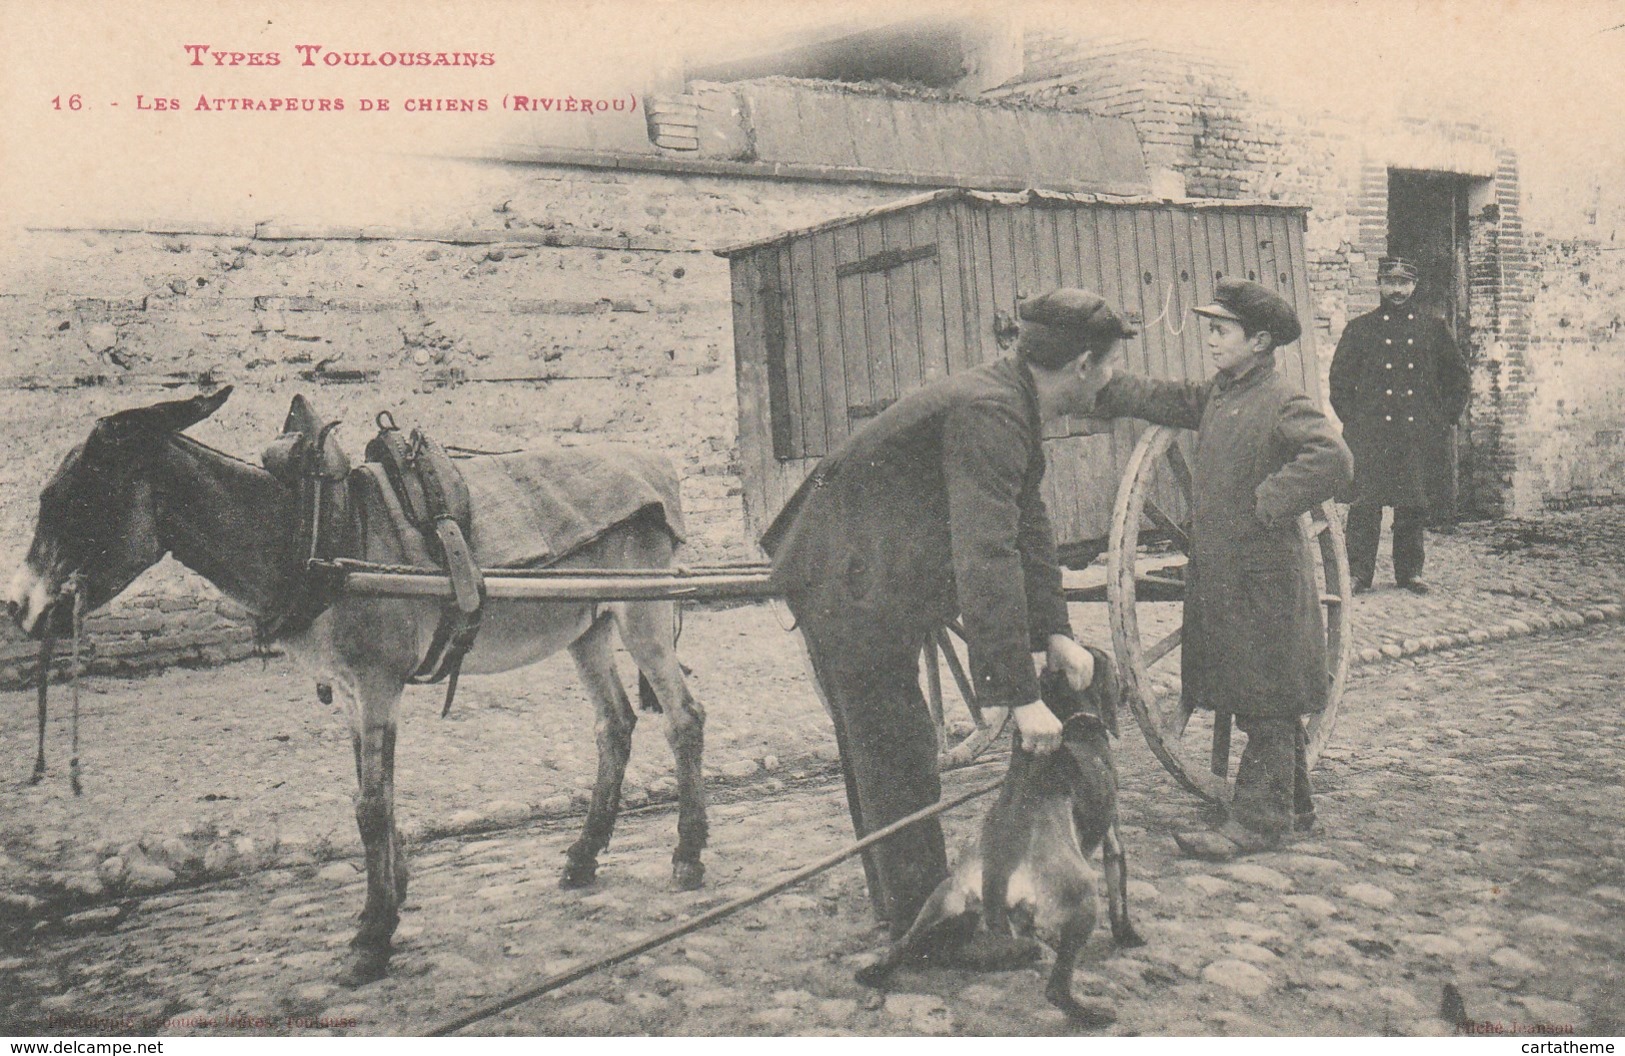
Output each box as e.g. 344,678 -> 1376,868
760,289 -> 1132,944
1329,256 -> 1471,593
1091,280 -> 1353,853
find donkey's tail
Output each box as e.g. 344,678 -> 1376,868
638,666 -> 694,712
637,673 -> 663,714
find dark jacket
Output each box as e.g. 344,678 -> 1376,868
760,357 -> 1072,711
1329,305 -> 1470,508
1093,356 -> 1354,718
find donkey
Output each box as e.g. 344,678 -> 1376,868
6,388 -> 707,985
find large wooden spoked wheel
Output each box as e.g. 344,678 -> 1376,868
1106,425 -> 1352,804
925,622 -> 1009,770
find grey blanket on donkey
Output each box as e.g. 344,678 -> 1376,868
455,444 -> 686,569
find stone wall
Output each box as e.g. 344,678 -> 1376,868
3,47 -> 1613,686
0,161 -> 911,685
1523,235 -> 1625,509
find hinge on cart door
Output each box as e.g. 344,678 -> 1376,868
994,308 -> 1020,349
835,244 -> 937,278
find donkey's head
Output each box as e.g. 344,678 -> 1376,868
7,387 -> 233,638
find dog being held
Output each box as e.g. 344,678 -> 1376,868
855,646 -> 1145,1025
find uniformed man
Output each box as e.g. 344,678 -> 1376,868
760,289 -> 1130,950
1329,256 -> 1471,594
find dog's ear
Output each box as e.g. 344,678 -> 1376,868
1086,645 -> 1121,738
1040,667 -> 1077,722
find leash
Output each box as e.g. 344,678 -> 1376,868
428,773 -> 1006,1036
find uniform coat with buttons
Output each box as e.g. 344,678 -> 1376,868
1329,307 -> 1470,508
1093,356 -> 1354,719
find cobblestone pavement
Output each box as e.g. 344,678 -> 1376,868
0,624 -> 1620,1037
0,507 -> 1622,1035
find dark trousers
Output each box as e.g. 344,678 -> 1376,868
1347,500 -> 1427,587
796,615 -> 947,938
1230,715 -> 1314,839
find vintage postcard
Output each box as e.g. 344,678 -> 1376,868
0,0 -> 1621,1042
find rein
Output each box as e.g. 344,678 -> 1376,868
31,573 -> 87,796
70,578 -> 85,795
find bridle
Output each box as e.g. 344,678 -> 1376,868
31,571 -> 88,795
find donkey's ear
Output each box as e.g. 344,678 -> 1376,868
99,386 -> 233,437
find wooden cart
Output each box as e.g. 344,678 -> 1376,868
312,187 -> 1355,810
711,187 -> 1353,806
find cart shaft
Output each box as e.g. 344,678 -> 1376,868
341,570 -> 781,602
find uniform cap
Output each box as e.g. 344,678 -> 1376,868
1192,278 -> 1302,347
1378,256 -> 1420,281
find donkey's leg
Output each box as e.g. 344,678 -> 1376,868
618,598 -> 708,890
561,613 -> 637,889
338,667 -> 407,986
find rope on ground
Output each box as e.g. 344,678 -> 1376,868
427,774 -> 1006,1036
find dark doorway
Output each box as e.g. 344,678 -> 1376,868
1388,168 -> 1474,519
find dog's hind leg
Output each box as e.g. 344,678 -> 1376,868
1044,912 -> 1116,1027
855,879 -> 959,988
1102,822 -> 1146,948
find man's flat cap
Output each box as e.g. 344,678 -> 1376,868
1378,256 -> 1420,281
1192,278 -> 1302,346
1020,288 -> 1138,341
1017,288 -> 1137,368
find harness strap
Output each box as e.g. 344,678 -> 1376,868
364,420 -> 485,715
356,463 -> 479,715
259,420 -> 352,642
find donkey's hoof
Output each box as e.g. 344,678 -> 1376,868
1113,925 -> 1147,949
671,859 -> 705,891
337,946 -> 391,988
559,860 -> 598,889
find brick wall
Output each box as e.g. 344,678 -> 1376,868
1001,33 -> 1536,518
0,162 -> 910,685
1458,151 -> 1537,516
1002,35 -> 1263,198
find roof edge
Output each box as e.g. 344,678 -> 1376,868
715,188 -> 1310,257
